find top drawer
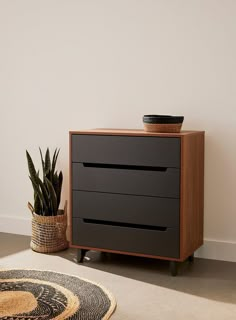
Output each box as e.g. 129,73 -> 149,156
72,135 -> 180,168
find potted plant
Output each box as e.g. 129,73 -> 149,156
26,148 -> 68,253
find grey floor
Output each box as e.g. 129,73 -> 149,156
0,232 -> 236,319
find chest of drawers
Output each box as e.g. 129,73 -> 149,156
69,129 -> 204,275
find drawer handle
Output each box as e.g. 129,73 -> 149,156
83,163 -> 168,172
83,218 -> 168,231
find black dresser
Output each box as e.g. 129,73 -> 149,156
70,129 -> 204,276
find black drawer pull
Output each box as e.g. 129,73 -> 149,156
83,218 -> 168,231
83,163 -> 168,172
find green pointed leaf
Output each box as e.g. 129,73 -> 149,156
34,193 -> 42,215
45,148 -> 51,174
39,147 -> 46,178
45,177 -> 57,215
29,177 -> 44,203
53,172 -> 61,211
57,171 -> 63,210
52,148 -> 60,174
26,151 -> 37,178
53,172 -> 59,195
37,176 -> 49,208
59,171 -> 63,187
29,176 -> 47,210
28,171 -> 39,193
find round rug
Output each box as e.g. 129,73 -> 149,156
0,269 -> 116,320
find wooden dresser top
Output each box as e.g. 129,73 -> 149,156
70,128 -> 204,137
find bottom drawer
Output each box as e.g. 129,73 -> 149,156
72,218 -> 179,258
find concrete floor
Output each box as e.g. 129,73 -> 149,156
0,232 -> 236,319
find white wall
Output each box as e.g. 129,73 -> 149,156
0,0 -> 236,261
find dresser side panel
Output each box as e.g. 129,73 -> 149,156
180,133 -> 205,259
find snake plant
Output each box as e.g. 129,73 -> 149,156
26,148 -> 63,216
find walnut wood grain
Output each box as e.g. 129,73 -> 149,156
70,244 -> 181,261
179,132 -> 205,260
69,132 -> 73,244
70,128 -> 203,137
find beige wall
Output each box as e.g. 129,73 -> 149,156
0,1 -> 236,259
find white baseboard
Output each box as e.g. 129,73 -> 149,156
0,215 -> 31,236
195,239 -> 236,263
0,216 -> 236,262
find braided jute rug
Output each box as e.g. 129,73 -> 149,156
0,269 -> 116,320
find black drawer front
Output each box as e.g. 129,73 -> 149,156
72,218 -> 179,258
72,163 -> 180,198
73,191 -> 179,228
72,135 -> 180,168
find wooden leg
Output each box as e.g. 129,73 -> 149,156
101,251 -> 108,258
170,261 -> 178,276
188,253 -> 194,262
77,249 -> 87,263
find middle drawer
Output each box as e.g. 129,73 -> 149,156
73,191 -> 179,228
72,163 -> 180,198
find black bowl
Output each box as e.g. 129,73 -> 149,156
143,115 -> 184,124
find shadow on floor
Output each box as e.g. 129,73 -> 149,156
0,233 -> 30,258
58,248 -> 236,305
1,233 -> 235,305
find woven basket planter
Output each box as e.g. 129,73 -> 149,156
143,115 -> 184,133
143,122 -> 182,133
30,203 -> 68,253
